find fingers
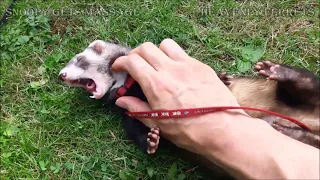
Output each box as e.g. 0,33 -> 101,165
112,53 -> 157,90
115,96 -> 156,128
159,39 -> 190,61
129,42 -> 174,70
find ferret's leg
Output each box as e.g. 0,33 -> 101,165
121,115 -> 150,153
121,115 -> 162,154
264,116 -> 320,149
254,60 -> 319,106
147,127 -> 160,154
217,72 -> 234,86
273,123 -> 320,149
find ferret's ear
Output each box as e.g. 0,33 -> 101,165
89,40 -> 105,55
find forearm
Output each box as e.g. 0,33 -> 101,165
193,113 -> 320,179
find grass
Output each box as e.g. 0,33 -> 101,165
0,0 -> 319,179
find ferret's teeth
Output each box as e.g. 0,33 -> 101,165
90,95 -> 95,99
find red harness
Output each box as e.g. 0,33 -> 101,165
116,76 -> 311,131
116,75 -> 136,99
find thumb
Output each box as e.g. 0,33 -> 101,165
115,96 -> 155,128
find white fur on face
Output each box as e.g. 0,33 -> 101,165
59,40 -> 129,99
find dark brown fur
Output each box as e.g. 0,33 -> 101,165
219,61 -> 320,149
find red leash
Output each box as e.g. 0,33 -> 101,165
125,106 -> 311,131
116,76 -> 311,131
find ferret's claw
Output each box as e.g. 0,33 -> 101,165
147,127 -> 160,154
218,72 -> 233,86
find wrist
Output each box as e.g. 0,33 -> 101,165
187,112 -> 319,179
177,110 -> 252,155
198,116 -> 279,179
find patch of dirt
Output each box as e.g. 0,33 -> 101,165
49,17 -> 82,35
217,53 -> 234,62
285,20 -> 314,33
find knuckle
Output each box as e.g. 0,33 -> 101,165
127,53 -> 143,65
126,54 -> 151,72
140,42 -> 155,51
159,38 -> 173,48
128,53 -> 140,60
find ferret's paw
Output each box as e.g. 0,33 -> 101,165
217,72 -> 233,86
255,61 -> 298,81
254,61 -> 283,80
147,127 -> 160,155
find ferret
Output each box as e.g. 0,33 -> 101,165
58,40 -> 320,178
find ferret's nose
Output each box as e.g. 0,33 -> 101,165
59,72 -> 67,81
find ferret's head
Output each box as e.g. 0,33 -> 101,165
59,40 -> 131,99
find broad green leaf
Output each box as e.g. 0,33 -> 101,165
39,161 -> 47,171
168,163 -> 177,180
236,60 -> 251,72
3,125 -> 19,137
54,168 -> 60,173
240,45 -> 264,63
119,170 -> 126,180
242,39 -> 252,44
101,163 -> 107,172
37,15 -> 48,23
308,32 -> 316,40
60,104 -> 71,113
97,148 -> 102,154
29,22 -> 37,26
30,82 -> 41,88
53,163 -> 61,173
1,52 -> 11,60
147,167 -> 154,178
8,46 -> 17,52
15,29 -> 21,34
52,53 -> 63,61
103,175 -> 110,180
17,35 -> 30,44
86,161 -> 94,170
37,66 -> 46,75
237,61 -> 252,72
177,174 -> 186,180
1,152 -> 13,158
50,165 -> 56,171
17,50 -> 27,57
45,56 -> 56,69
65,161 -> 73,170
66,26 -> 73,33
45,54 -> 63,69
30,79 -> 47,88
40,109 -> 50,114
119,170 -> 135,180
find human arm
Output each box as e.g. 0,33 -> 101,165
112,39 -> 320,179
191,112 -> 319,179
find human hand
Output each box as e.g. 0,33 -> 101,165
112,39 -> 250,153
112,39 -> 320,179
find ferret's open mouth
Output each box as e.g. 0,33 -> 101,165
68,78 -> 96,92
